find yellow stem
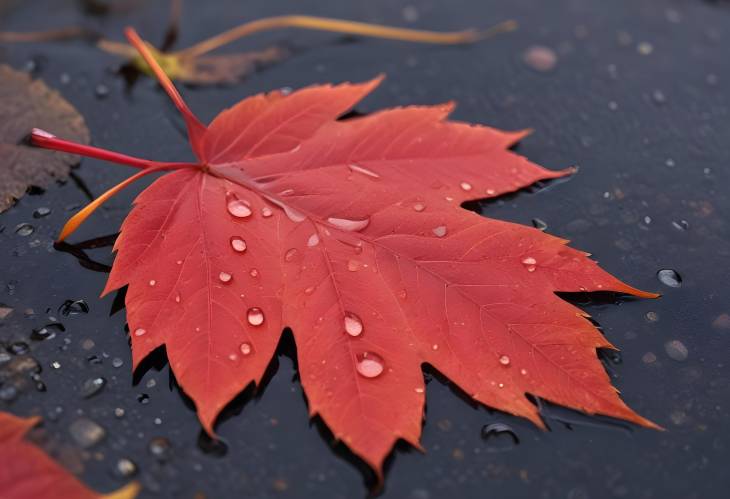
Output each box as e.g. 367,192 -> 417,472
177,15 -> 516,59
58,166 -> 171,242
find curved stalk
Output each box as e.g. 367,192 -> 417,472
178,15 -> 517,59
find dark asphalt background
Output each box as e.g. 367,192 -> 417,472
1,1 -> 729,498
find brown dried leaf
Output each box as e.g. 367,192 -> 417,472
0,65 -> 90,212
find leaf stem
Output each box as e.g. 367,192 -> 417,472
57,164 -> 176,242
31,128 -> 194,170
177,15 -> 517,59
124,27 -> 207,155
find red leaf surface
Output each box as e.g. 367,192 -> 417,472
32,27 -> 658,480
0,411 -> 139,499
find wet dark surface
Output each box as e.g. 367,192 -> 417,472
1,1 -> 729,498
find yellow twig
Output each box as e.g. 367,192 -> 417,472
178,15 -> 516,59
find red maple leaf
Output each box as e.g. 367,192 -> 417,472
0,411 -> 139,499
32,27 -> 658,480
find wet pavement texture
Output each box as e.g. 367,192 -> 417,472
1,0 -> 729,498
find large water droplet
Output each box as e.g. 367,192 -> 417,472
657,269 -> 681,288
327,217 -> 370,231
230,237 -> 247,253
356,352 -> 384,378
344,312 -> 363,337
247,307 -> 265,326
348,163 -> 380,179
226,194 -> 252,218
240,342 -> 252,355
432,225 -> 447,237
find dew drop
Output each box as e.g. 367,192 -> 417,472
522,257 -> 537,265
284,248 -> 299,262
344,312 -> 364,337
261,206 -> 273,218
283,205 -> 306,222
247,307 -> 265,326
356,352 -> 384,378
432,344 -> 439,351
348,163 -> 380,179
148,280 -> 156,287
413,202 -> 425,212
249,268 -> 259,278
219,271 -> 232,283
307,234 -> 320,247
226,194 -> 252,218
175,293 -> 181,303
486,189 -> 496,195
657,269 -> 682,288
499,355 -> 510,366
228,353 -> 238,361
134,328 -> 146,337
240,343 -> 252,355
230,237 -> 247,253
327,217 -> 370,231
432,225 -> 447,237
460,181 -> 473,191
304,286 -> 315,295
415,387 -> 424,393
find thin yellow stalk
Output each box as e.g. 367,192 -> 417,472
58,166 -> 170,242
177,15 -> 516,59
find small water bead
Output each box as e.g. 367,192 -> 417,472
522,257 -> 537,265
230,237 -> 247,253
307,234 -> 320,247
261,206 -> 273,218
80,377 -> 107,398
284,248 -> 299,262
499,355 -> 511,366
486,189 -> 496,196
15,223 -> 34,236
240,342 -> 252,355
460,181 -> 473,191
219,271 -> 233,283
283,205 -> 306,223
348,163 -> 380,179
226,195 -> 252,218
327,217 -> 370,232
657,269 -> 682,288
432,225 -> 447,237
304,286 -> 315,295
228,353 -> 238,361
247,307 -> 265,326
33,207 -> 51,218
432,344 -> 439,351
175,293 -> 181,303
249,268 -> 259,278
344,312 -> 364,337
148,280 -> 156,287
134,328 -> 147,337
415,387 -> 424,394
356,352 -> 384,378
413,202 -> 425,212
